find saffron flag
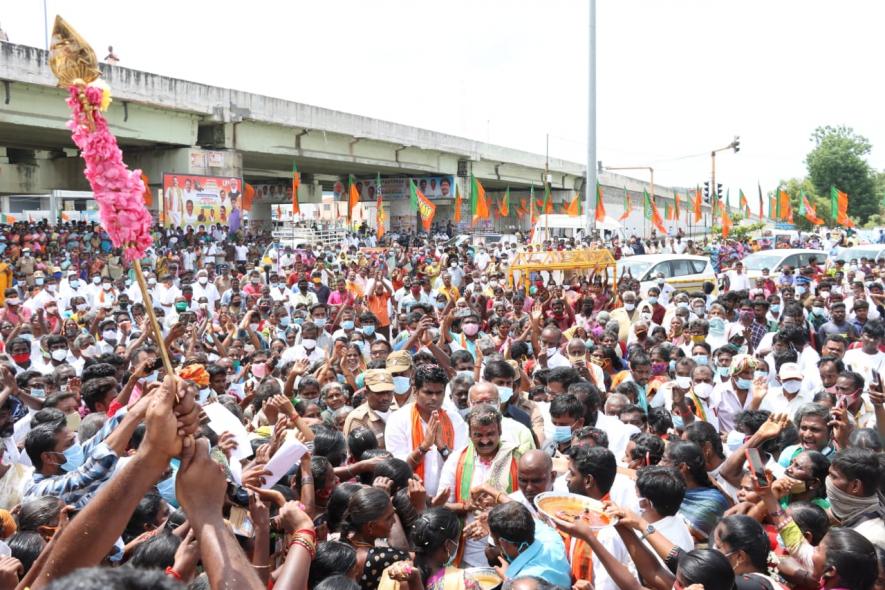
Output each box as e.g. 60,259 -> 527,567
720,199 -> 732,238
830,186 -> 854,227
770,192 -> 778,219
673,191 -> 681,220
739,190 -> 749,216
693,187 -> 702,223
665,202 -> 673,221
566,193 -> 581,217
594,184 -> 604,221
410,179 -> 436,231
140,174 -> 153,207
376,173 -> 385,238
758,182 -> 764,219
453,184 -> 462,223
348,175 -> 360,221
291,163 -> 301,215
499,187 -> 510,217
542,184 -> 553,214
799,192 -> 824,225
779,190 -> 794,224
619,187 -> 632,222
243,183 -> 255,211
645,190 -> 666,234
470,175 -> 490,223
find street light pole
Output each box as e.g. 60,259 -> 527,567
709,136 -> 740,238
586,0 -> 597,232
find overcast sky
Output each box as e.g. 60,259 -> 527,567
4,0 -> 884,198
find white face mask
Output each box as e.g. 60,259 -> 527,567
51,349 -> 68,362
675,375 -> 692,389
301,338 -> 316,350
624,303 -> 636,311
782,380 -> 802,394
692,382 -> 714,399
198,277 -> 208,285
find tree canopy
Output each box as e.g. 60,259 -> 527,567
805,125 -> 877,223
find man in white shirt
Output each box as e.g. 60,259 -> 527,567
634,466 -> 695,555
842,321 -> 885,388
191,269 -> 221,311
726,260 -> 751,292
385,364 -> 467,496
152,274 -> 181,314
467,382 -> 534,455
760,362 -> 814,416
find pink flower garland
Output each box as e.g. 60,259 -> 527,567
65,85 -> 153,261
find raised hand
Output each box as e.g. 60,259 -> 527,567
422,412 -> 440,452
175,438 -> 227,522
756,412 -> 789,442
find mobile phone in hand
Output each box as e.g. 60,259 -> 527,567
745,448 -> 771,490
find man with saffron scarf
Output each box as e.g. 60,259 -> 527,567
439,403 -> 521,567
386,364 -> 466,498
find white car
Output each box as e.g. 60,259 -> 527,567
740,248 -> 827,279
616,254 -> 717,297
836,244 -> 885,263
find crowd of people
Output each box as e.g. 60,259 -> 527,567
0,218 -> 879,590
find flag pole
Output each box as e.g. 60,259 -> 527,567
586,0 -> 597,234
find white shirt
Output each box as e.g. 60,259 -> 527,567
726,270 -> 751,292
842,348 -> 885,389
235,245 -> 248,262
192,281 -> 221,310
759,386 -> 814,417
384,403 -> 467,497
651,514 -> 694,554
281,344 -> 325,366
710,381 -> 754,434
439,449 -> 493,567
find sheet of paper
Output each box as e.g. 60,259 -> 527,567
260,438 -> 308,489
202,402 -> 253,461
226,382 -> 245,400
228,453 -> 243,485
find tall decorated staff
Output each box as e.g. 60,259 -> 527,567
49,15 -> 175,378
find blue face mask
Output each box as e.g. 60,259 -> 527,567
693,354 -> 709,366
726,430 -> 746,453
157,460 -> 180,508
552,425 -> 573,444
770,304 -> 781,314
59,442 -> 85,472
753,370 -> 768,381
280,316 -> 291,327
393,376 -> 411,395
341,320 -> 355,331
717,366 -> 731,378
498,386 -> 513,405
668,360 -> 676,373
709,317 -> 726,333
735,376 -> 753,390
314,318 -> 327,328
362,325 -> 376,336
672,414 -> 684,430
293,317 -> 304,326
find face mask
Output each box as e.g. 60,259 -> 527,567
362,325 -> 376,336
148,279 -> 157,287
672,414 -> 684,430
770,304 -> 780,314
693,382 -> 714,399
102,329 -> 117,342
675,375 -> 692,389
11,352 -> 30,365
708,317 -> 725,333
726,430 -> 746,453
341,320 -> 355,331
249,323 -> 259,332
677,302 -> 689,309
393,376 -> 411,395
782,380 -> 802,394
314,318 -> 327,328
175,302 -> 188,312
82,344 -> 99,357
812,306 -> 826,317
198,276 -> 208,285
58,442 -> 85,472
51,349 -> 68,362
6,299 -> 20,307
30,388 -> 45,399
102,284 -> 111,291
716,365 -> 731,378
35,277 -> 44,286
436,300 -> 447,310
693,354 -> 708,366
279,316 -> 290,327
498,386 -> 514,405
251,363 -> 268,378
651,362 -> 668,376
552,425 -> 573,443
70,280 -> 80,289
76,303 -> 88,312
462,322 -> 479,336
92,277 -> 101,285
156,473 -> 179,508
624,303 -> 636,311
692,306 -> 705,317
657,279 -> 665,286
546,346 -> 560,359
302,338 -> 316,350
647,297 -> 658,305
796,286 -> 806,295
735,376 -> 752,390
753,370 -> 768,381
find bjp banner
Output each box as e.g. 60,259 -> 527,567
162,174 -> 242,229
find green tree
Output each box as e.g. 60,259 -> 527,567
805,125 -> 876,223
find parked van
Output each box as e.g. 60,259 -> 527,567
530,214 -> 625,245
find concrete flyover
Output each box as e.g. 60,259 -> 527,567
0,41 -> 706,234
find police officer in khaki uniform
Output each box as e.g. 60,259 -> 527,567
343,369 -> 394,448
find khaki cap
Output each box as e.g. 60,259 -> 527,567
364,369 -> 394,392
386,351 -> 413,374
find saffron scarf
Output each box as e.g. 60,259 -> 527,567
410,405 -> 455,482
453,443 -> 519,503
568,492 -> 609,585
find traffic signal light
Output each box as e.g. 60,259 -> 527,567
733,136 -> 741,153
716,183 -> 723,199
703,181 -> 710,202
